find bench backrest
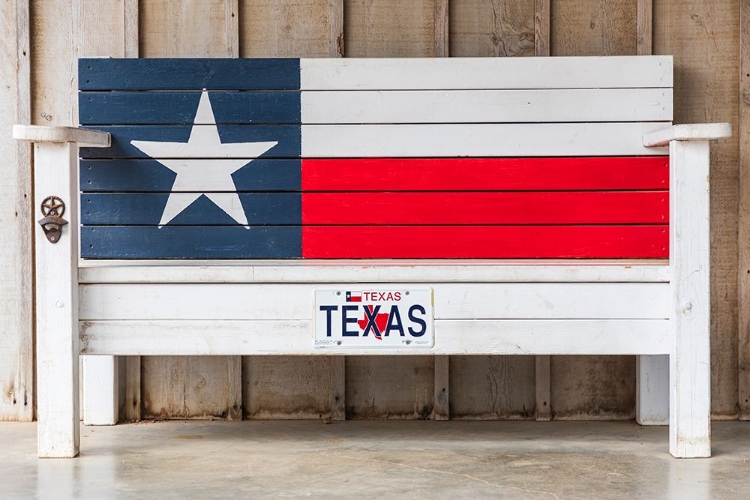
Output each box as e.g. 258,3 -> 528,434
78,56 -> 672,259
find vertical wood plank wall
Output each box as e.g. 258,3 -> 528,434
0,0 -> 742,422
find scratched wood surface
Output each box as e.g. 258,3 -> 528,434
2,0 -> 743,422
0,0 -> 31,421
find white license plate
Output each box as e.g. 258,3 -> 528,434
314,288 -> 434,348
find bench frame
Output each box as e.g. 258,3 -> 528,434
14,74 -> 731,458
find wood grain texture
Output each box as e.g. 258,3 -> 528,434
138,0 -> 242,420
550,356 -> 636,419
344,0 -> 436,57
449,0 -> 534,57
243,357 -> 338,419
140,0 -> 236,57
346,356 -> 434,419
741,0 -> 750,420
552,0 -> 636,56
329,0 -> 344,57
549,0 -> 638,420
450,356 -> 535,420
654,0 -> 739,419
239,0 -> 333,57
535,0 -> 550,56
0,0 -> 32,421
434,0 -> 448,57
637,0 -> 652,55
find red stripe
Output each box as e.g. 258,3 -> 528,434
302,157 -> 669,191
302,226 -> 668,259
302,191 -> 668,225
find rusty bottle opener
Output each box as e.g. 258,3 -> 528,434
38,196 -> 68,244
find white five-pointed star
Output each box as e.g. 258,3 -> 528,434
131,91 -> 277,228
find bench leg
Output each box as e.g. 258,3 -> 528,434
636,355 -> 668,425
82,356 -> 119,425
34,142 -> 80,457
669,140 -> 711,458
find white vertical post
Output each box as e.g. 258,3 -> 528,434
636,355 -> 668,425
669,139 -> 711,458
643,123 -> 730,458
34,141 -> 80,457
14,125 -> 110,457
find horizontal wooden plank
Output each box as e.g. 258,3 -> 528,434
301,192 -> 668,225
80,125 -> 301,159
81,226 -> 301,259
82,192 -> 667,226
81,124 -> 668,159
302,157 -> 669,191
79,91 -> 301,125
79,319 -> 671,356
81,159 -> 301,192
81,157 -> 668,193
300,56 -> 673,90
302,225 -> 668,259
78,260 -> 670,284
301,123 -> 669,157
81,225 -> 666,259
79,58 -> 301,90
12,124 -> 110,147
301,89 -> 673,123
79,283 -> 669,320
82,193 -> 301,225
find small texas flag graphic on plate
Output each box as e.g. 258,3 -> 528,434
346,291 -> 362,302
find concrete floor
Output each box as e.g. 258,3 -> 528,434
1,421 -> 750,499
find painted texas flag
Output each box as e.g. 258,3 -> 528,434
78,58 -> 669,259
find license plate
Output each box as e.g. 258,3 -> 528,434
314,288 -> 434,348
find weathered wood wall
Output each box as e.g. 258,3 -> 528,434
0,0 -> 742,422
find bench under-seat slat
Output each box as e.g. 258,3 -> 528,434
79,319 -> 670,356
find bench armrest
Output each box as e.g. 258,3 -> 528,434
643,123 -> 732,148
13,124 -> 110,148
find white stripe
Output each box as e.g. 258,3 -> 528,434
300,56 -> 673,90
301,89 -> 673,124
301,122 -> 669,157
79,319 -> 670,356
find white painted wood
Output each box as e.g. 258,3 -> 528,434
643,122 -> 732,147
300,56 -> 673,90
82,356 -> 118,425
33,142 -> 80,458
636,355 -> 669,425
79,319 -> 671,356
0,0 -> 32,422
668,139 -> 712,458
79,283 -> 670,321
78,261 -> 670,284
12,125 -> 109,147
301,123 -> 669,157
301,88 -> 673,123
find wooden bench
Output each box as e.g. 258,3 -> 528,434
14,55 -> 730,458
